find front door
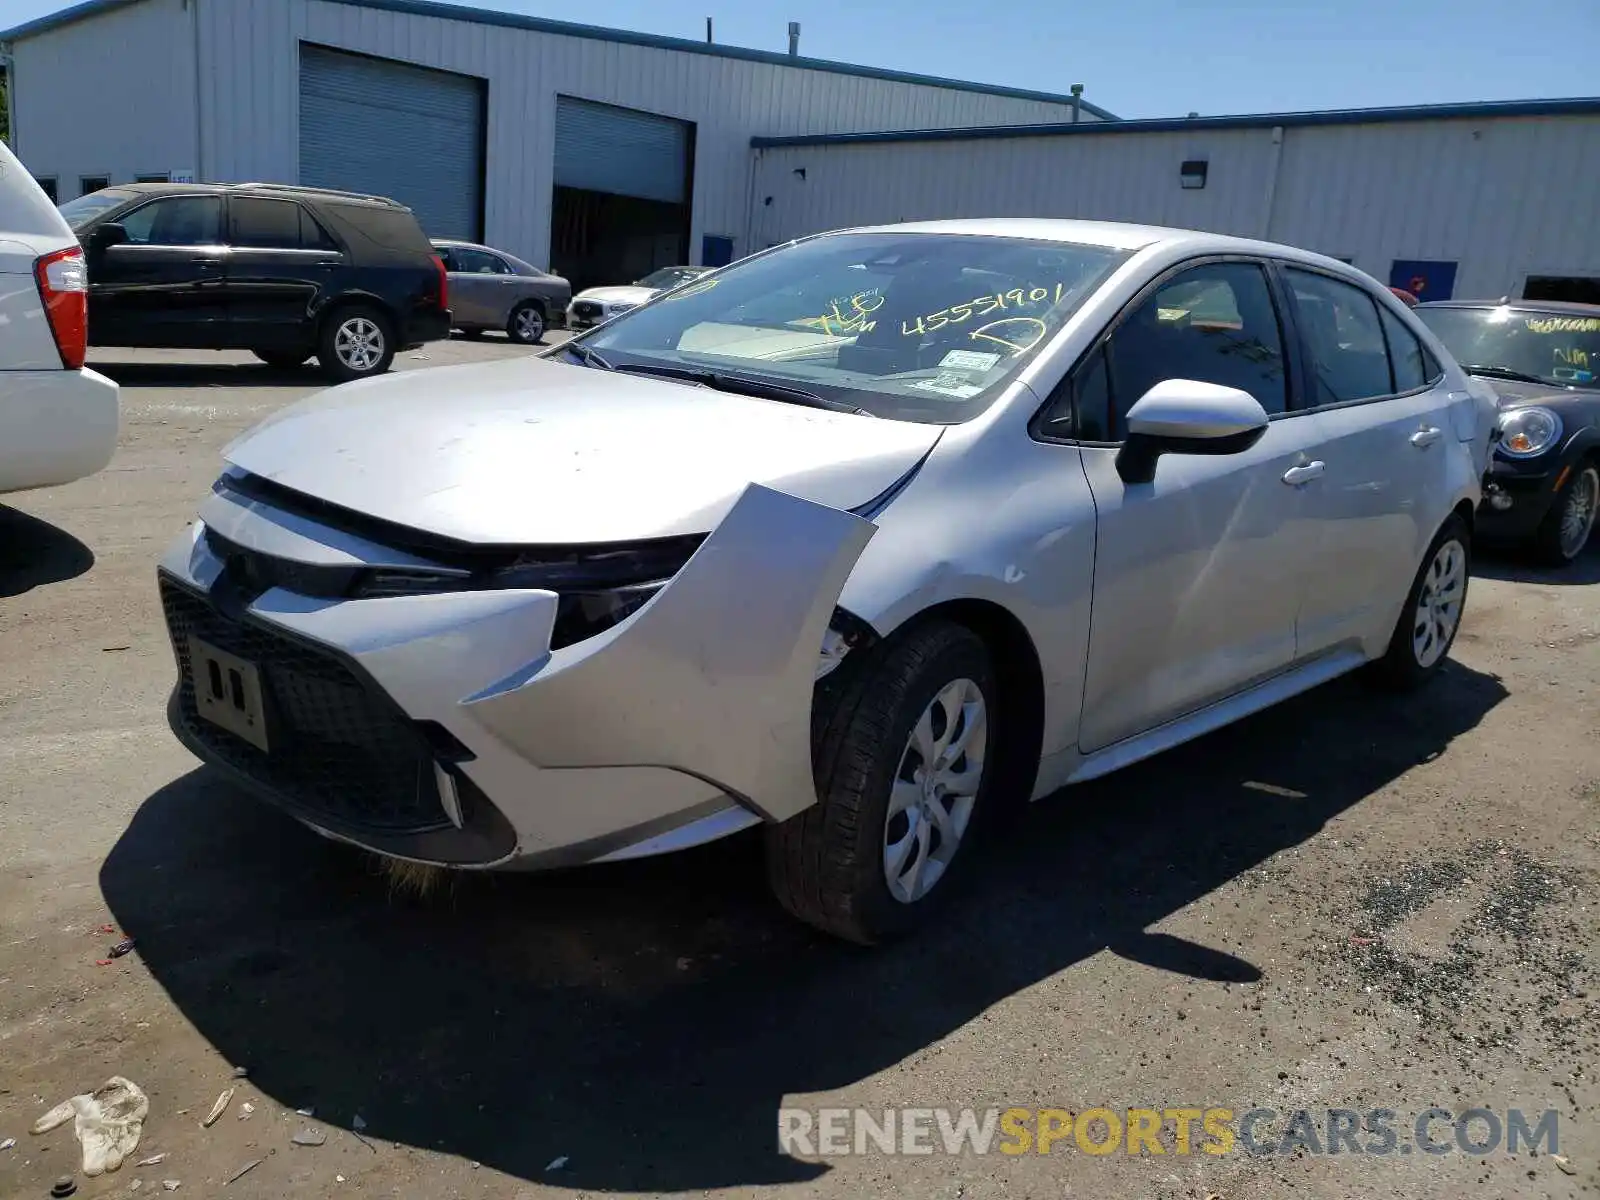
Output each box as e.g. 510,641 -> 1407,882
1074,259 -> 1326,752
88,194 -> 226,347
223,196 -> 343,352
1277,267 -> 1458,657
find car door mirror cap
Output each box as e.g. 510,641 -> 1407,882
91,222 -> 129,249
1116,379 -> 1270,484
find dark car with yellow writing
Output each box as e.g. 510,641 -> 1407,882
1415,299 -> 1600,564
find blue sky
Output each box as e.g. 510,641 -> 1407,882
2,0 -> 1595,118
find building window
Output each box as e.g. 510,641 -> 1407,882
34,176 -> 58,202
135,172 -> 171,184
80,176 -> 110,197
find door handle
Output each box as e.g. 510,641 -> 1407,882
1410,426 -> 1443,448
1282,461 -> 1326,486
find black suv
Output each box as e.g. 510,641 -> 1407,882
59,182 -> 450,381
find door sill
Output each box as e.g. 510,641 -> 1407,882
1066,648 -> 1368,786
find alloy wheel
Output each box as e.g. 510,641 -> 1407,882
1558,466 -> 1599,560
883,677 -> 987,904
1412,538 -> 1467,669
513,306 -> 544,343
334,317 -> 385,372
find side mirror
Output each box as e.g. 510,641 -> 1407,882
1115,379 -> 1270,485
91,222 -> 129,250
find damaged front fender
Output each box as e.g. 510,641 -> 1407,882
465,483 -> 877,822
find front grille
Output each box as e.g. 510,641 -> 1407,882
573,301 -> 601,319
160,577 -> 452,835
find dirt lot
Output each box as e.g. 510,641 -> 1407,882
1,340 -> 1597,1200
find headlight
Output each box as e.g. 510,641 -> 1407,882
1496,407 -> 1563,458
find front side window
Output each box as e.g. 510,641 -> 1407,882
1415,305 -> 1600,390
119,195 -> 221,246
1066,261 -> 1287,440
577,232 -> 1131,424
1285,269 -> 1393,404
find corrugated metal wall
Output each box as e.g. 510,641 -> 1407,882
186,0 -> 1094,269
10,0 -> 199,197
751,115 -> 1600,297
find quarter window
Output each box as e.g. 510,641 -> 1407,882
1285,269 -> 1394,404
1094,262 -> 1288,439
1379,307 -> 1428,392
119,196 -> 221,246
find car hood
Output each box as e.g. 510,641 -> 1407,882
222,357 -> 941,544
1478,376 -> 1589,410
573,285 -> 656,305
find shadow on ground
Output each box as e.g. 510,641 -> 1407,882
1472,541 -> 1600,586
90,359 -> 324,389
0,505 -> 96,597
102,662 -> 1506,1192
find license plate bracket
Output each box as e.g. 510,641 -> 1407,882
191,636 -> 271,752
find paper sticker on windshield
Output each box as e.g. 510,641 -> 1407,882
939,350 -> 1002,372
912,374 -> 985,400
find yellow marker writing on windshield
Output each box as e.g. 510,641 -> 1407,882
969,317 -> 1048,354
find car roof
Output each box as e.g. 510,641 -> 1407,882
108,181 -> 405,209
1416,298 -> 1600,315
826,217 -> 1356,268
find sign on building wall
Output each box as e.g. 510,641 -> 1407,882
1389,259 -> 1458,302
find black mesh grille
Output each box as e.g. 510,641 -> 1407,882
160,577 -> 451,835
573,301 -> 602,319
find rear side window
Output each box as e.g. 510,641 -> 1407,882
230,197 -> 340,250
450,247 -> 510,274
1285,269 -> 1393,404
1379,307 -> 1428,392
327,203 -> 430,253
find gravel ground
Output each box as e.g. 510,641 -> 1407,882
1,340 -> 1596,1200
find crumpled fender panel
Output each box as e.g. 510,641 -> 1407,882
465,483 -> 876,822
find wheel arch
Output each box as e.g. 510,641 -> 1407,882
868,597 -> 1045,812
316,291 -> 400,337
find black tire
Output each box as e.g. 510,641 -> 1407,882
506,300 -> 546,345
1529,459 -> 1599,567
1366,513 -> 1471,692
316,305 -> 395,382
251,348 -> 309,370
766,620 -> 1000,944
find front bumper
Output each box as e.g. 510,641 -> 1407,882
1475,455 -> 1563,542
157,483 -> 874,869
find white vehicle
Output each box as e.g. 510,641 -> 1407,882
565,265 -> 712,330
0,142 -> 119,495
157,220 -> 1494,943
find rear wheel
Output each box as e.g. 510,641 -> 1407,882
766,621 -> 998,944
1366,514 -> 1470,691
507,301 -> 546,345
252,348 -> 309,370
317,306 -> 395,382
1530,461 -> 1598,566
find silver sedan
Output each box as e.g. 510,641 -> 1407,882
157,220 -> 1496,944
431,239 -> 571,344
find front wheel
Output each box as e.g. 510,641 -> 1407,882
766,621 -> 998,944
317,306 -> 395,382
1366,514 -> 1471,691
1531,460 -> 1598,566
506,301 -> 546,345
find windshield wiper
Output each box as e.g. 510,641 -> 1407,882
1460,364 -> 1552,386
562,342 -> 614,371
610,363 -> 870,415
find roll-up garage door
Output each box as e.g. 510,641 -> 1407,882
299,44 -> 484,239
553,96 -> 691,204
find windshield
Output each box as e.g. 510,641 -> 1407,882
580,232 -> 1130,423
637,266 -> 708,290
1416,305 -> 1600,389
57,188 -> 138,231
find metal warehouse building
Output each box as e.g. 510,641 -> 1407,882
0,0 -> 1110,288
749,99 -> 1600,303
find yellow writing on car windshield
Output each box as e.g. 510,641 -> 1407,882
969,317 -> 1049,354
901,283 -> 1067,338
1525,316 -> 1600,334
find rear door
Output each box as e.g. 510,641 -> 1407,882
1069,258 -> 1328,752
88,194 -> 226,346
223,196 -> 344,351
1276,266 -> 1457,657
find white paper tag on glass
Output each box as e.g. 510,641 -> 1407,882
912,374 -> 985,400
939,349 -> 1002,372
